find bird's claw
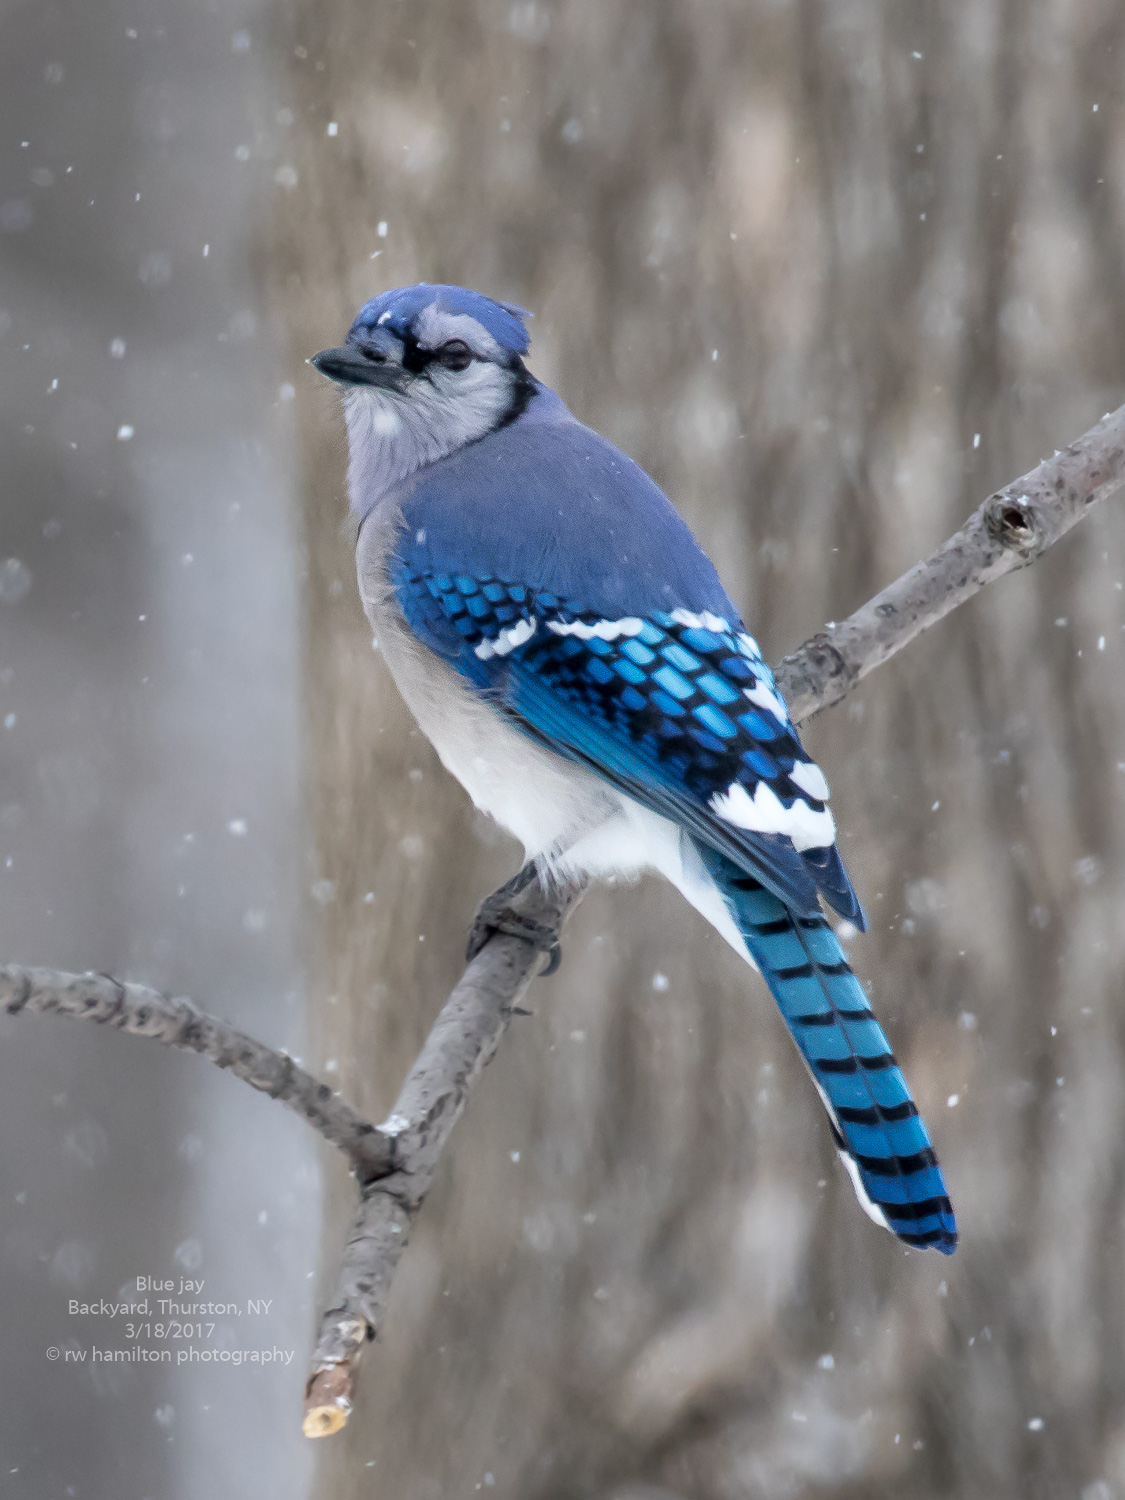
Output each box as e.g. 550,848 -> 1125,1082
466,865 -> 564,975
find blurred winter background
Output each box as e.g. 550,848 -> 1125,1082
3,1 -> 1125,1497
0,0 -> 316,1496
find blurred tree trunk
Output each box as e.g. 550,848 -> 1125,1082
270,2 -> 1125,1495
0,0 -> 311,1494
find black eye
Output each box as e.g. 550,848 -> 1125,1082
437,340 -> 473,371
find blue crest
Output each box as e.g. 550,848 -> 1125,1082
350,283 -> 532,356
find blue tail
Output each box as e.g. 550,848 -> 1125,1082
699,845 -> 957,1254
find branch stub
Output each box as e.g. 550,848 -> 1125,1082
984,491 -> 1040,556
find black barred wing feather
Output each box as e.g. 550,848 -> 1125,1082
393,565 -> 864,925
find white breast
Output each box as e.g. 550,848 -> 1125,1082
351,507 -> 758,969
355,509 -> 619,864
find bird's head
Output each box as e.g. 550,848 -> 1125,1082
312,283 -> 535,511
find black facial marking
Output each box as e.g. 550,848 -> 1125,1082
495,363 -> 538,430
399,334 -> 477,375
356,320 -> 538,435
401,335 -> 432,375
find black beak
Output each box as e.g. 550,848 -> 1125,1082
310,345 -> 407,392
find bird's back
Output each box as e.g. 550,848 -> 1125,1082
373,383 -> 738,626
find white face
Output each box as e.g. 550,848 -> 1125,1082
341,307 -> 527,515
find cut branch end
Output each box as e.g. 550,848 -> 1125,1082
303,1363 -> 356,1437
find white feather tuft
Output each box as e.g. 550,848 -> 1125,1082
670,607 -> 731,634
789,759 -> 830,802
709,780 -> 836,851
743,678 -> 790,723
546,616 -> 645,642
837,1148 -> 891,1230
474,616 -> 537,660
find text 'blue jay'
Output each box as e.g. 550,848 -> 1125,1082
313,283 -> 957,1255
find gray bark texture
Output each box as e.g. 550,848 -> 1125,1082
270,2 -> 1125,1496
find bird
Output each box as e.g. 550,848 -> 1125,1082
312,282 -> 957,1255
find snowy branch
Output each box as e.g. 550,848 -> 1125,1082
3,399 -> 1124,1438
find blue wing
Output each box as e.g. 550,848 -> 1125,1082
367,399 -> 960,1254
389,562 -> 864,926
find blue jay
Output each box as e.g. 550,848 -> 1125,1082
313,283 -> 957,1255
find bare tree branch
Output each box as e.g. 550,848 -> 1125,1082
0,965 -> 392,1182
3,401 -> 1124,1437
774,404 -> 1125,720
303,876 -> 585,1436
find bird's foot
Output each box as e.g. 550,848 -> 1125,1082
466,863 -> 563,975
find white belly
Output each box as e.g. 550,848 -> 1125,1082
379,607 -> 615,861
354,516 -> 752,962
355,520 -> 611,860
